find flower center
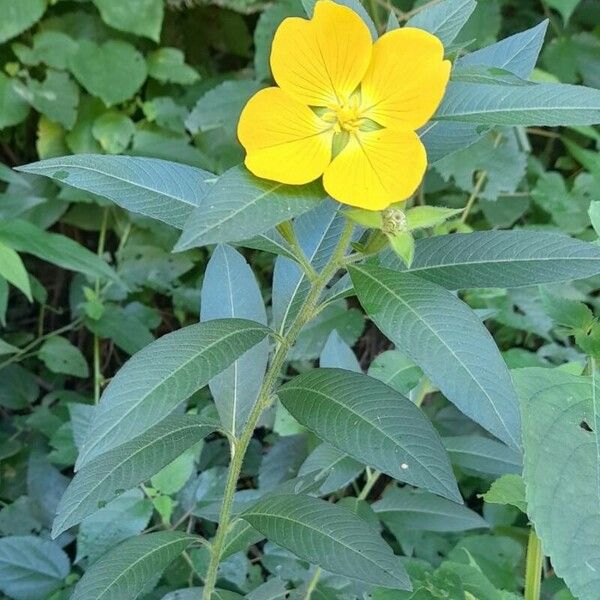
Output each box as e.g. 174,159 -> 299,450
322,97 -> 364,133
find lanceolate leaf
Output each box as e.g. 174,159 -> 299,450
373,487 -> 488,532
379,231 -> 600,290
77,319 -> 271,468
201,245 -> 268,438
175,165 -> 324,250
242,494 -> 411,589
349,264 -> 521,449
406,0 -> 476,46
515,368 -> 600,600
71,532 -> 197,600
17,155 -> 214,229
436,81 -> 600,126
0,219 -> 119,283
278,368 -> 460,501
53,415 -> 214,536
443,435 -> 522,476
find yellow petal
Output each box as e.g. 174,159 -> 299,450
322,129 -> 426,209
270,0 -> 372,107
238,87 -> 333,185
360,27 -> 451,131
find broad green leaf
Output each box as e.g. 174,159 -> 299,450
278,368 -> 460,501
201,245 -> 268,438
12,31 -> 77,70
18,155 -> 215,229
379,231 -> 600,290
0,338 -> 18,355
53,415 -> 214,536
13,70 -> 79,129
367,349 -> 422,396
242,494 -> 410,589
436,81 -> 600,126
320,330 -> 361,372
69,40 -> 147,106
71,531 -> 197,600
0,219 -> 119,283
0,364 -> 38,409
350,264 -> 521,449
76,489 -> 153,564
186,80 -> 264,136
373,487 -> 488,532
443,435 -> 522,476
482,474 -> 526,513
0,241 -> 31,301
406,0 -> 476,46
39,336 -> 89,378
545,0 -> 581,24
515,367 -> 600,600
147,48 -> 200,85
0,0 -> 46,44
77,319 -> 270,467
92,111 -> 135,154
176,166 -> 323,250
93,0 -> 163,41
222,521 -> 264,561
0,536 -> 69,600
0,73 -> 30,130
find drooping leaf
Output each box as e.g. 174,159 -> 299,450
242,494 -> 410,589
176,166 -> 324,250
53,415 -> 214,536
379,231 -> 600,290
373,487 -> 488,532
77,319 -> 270,467
350,264 -> 521,449
71,532 -> 197,600
0,241 -> 31,301
406,0 -> 476,46
278,368 -> 460,501
18,155 -> 215,229
515,367 -> 600,600
201,245 -> 268,438
0,536 -> 69,600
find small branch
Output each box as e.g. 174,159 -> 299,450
524,528 -> 544,600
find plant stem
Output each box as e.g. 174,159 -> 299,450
93,208 -> 109,404
358,467 -> 381,501
524,528 -> 543,600
201,221 -> 355,600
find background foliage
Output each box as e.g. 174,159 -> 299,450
2,0 -> 600,599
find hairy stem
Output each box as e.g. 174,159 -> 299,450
201,221 -> 354,599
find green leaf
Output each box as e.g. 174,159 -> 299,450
175,166 -> 323,250
0,240 -> 31,301
0,364 -> 38,409
0,536 -> 69,600
406,0 -> 476,46
71,531 -> 197,600
92,111 -> 135,154
39,336 -> 89,378
278,368 -> 460,501
0,73 -> 30,130
379,231 -> 600,290
14,70 -> 79,129
367,349 -> 422,396
93,0 -> 163,41
443,435 -> 522,477
436,81 -> 600,126
53,415 -> 214,536
0,219 -> 119,283
373,487 -> 488,532
186,80 -> 264,136
77,319 -> 271,467
545,0 -> 582,24
320,330 -> 361,373
0,0 -> 46,44
388,231 -> 414,267
515,367 -> 600,600
405,206 -> 463,230
242,494 -> 410,589
151,448 -> 197,495
12,31 -> 77,70
201,245 -> 268,438
17,155 -> 215,229
147,48 -> 200,85
76,489 -> 153,564
350,264 -> 521,449
69,40 -> 147,107
482,474 -> 527,513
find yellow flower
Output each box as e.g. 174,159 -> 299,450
237,0 -> 451,210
